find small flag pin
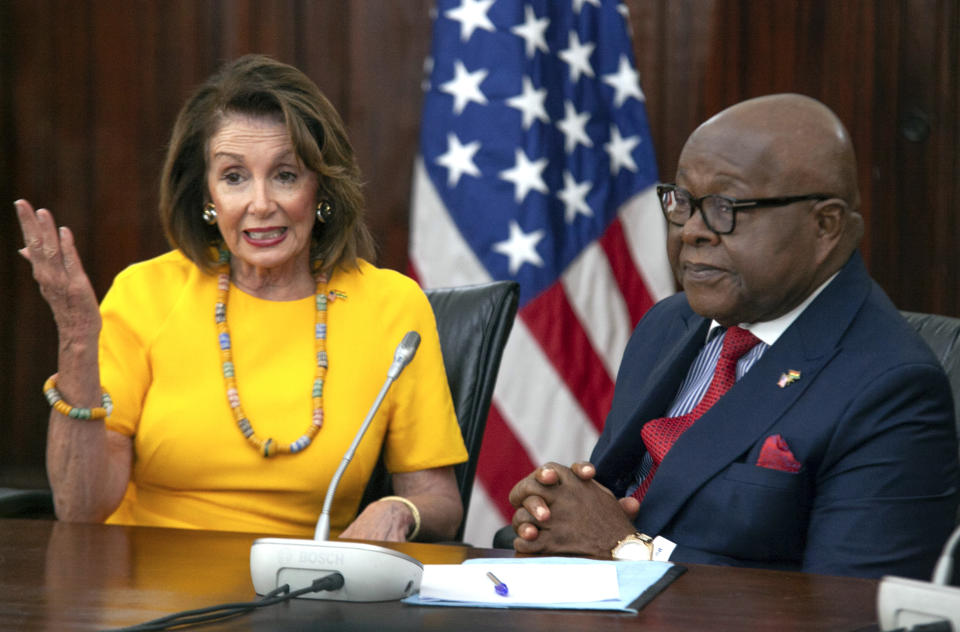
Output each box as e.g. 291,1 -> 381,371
777,370 -> 801,388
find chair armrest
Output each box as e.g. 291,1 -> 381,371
0,488 -> 55,518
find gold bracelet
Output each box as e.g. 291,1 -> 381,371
379,495 -> 421,541
43,374 -> 113,420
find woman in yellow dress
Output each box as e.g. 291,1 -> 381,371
14,54 -> 467,541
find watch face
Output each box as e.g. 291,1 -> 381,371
613,539 -> 652,561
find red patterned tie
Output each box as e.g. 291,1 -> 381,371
631,326 -> 761,503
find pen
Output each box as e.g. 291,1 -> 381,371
486,571 -> 509,597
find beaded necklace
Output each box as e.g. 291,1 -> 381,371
214,253 -> 331,458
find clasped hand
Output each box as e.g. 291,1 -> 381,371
508,461 -> 640,557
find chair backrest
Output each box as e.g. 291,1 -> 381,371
900,311 -> 960,435
0,487 -> 55,518
900,310 -> 960,528
359,280 -> 519,541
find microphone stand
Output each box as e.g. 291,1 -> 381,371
314,352 -> 407,541
250,332 -> 425,602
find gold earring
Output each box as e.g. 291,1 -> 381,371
202,203 -> 217,225
316,201 -> 333,223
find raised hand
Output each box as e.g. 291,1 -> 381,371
15,199 -> 132,522
14,199 -> 101,342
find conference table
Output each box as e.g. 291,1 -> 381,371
0,518 -> 880,631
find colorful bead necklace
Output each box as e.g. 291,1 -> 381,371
214,252 -> 333,458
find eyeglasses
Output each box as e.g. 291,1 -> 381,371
656,184 -> 833,235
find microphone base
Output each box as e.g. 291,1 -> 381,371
877,575 -> 960,630
250,538 -> 422,602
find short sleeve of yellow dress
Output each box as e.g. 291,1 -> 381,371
99,250 -> 467,537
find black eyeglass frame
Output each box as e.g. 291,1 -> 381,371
656,183 -> 834,235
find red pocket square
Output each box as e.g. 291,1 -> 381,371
756,434 -> 802,473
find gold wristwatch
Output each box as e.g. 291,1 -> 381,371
611,533 -> 654,561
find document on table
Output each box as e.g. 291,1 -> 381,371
402,557 -> 683,613
420,562 -> 619,603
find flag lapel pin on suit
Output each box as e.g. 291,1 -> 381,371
777,370 -> 801,388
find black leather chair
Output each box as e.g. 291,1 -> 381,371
358,280 -> 519,541
900,311 -> 960,431
900,311 -> 960,523
0,487 -> 55,518
901,311 -> 960,584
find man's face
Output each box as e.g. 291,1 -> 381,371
668,124 -> 825,326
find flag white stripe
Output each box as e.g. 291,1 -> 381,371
410,159 -> 491,288
618,188 -> 674,302
561,240 -> 632,380
462,477 -> 505,548
493,318 -> 600,465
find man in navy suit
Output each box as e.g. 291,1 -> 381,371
507,94 -> 959,579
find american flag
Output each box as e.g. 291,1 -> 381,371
409,0 -> 674,546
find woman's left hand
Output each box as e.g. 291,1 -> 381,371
339,499 -> 416,542
338,466 -> 462,542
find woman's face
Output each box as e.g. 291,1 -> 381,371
206,113 -> 319,281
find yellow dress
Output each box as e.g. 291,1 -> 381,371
99,250 -> 467,537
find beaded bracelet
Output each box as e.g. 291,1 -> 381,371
43,374 -> 113,420
379,495 -> 421,541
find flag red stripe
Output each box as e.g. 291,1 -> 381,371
599,217 -> 656,327
519,284 -> 614,431
406,259 -> 421,285
475,402 -> 536,518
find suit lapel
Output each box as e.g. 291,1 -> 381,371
636,252 -> 874,535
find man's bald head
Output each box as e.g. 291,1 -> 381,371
667,94 -> 864,325
693,93 -> 861,212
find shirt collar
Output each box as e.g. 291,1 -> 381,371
706,271 -> 840,347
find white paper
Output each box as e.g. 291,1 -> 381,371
418,562 -> 621,604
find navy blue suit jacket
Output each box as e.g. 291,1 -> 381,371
591,252 -> 959,578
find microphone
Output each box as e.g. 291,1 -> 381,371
250,331 -> 425,602
314,331 -> 420,541
877,522 -> 960,630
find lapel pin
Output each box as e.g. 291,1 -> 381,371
777,370 -> 801,388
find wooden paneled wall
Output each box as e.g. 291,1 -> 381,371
2,0 -> 958,487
